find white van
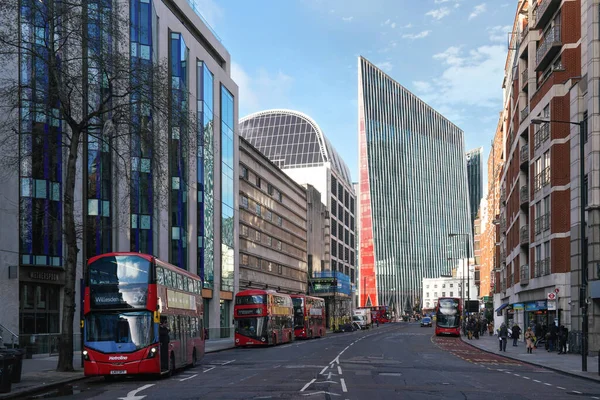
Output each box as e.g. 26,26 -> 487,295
352,308 -> 372,329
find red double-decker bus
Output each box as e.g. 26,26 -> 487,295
290,295 -> 326,339
234,289 -> 294,346
82,253 -> 204,378
435,297 -> 462,336
370,306 -> 391,324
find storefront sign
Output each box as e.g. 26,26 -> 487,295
525,300 -> 547,311
547,300 -> 556,310
513,303 -> 524,310
29,272 -> 59,281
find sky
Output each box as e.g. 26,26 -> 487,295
196,0 -> 517,183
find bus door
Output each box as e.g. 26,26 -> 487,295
178,316 -> 187,366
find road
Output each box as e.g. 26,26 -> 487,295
28,323 -> 600,400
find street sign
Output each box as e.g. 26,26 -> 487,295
555,288 -> 559,293
547,292 -> 556,300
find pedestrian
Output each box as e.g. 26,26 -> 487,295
474,320 -> 480,339
525,326 -> 535,354
499,323 -> 508,352
558,325 -> 568,354
548,323 -> 557,352
159,316 -> 171,371
488,321 -> 494,336
511,323 -> 521,347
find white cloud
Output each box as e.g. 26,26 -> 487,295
487,25 -> 511,43
402,30 -> 432,40
422,45 -> 506,110
384,19 -> 391,25
426,7 -> 451,20
390,22 -> 397,28
231,63 -> 294,116
469,3 -> 487,20
342,16 -> 354,22
376,61 -> 393,72
434,0 -> 451,3
402,23 -> 413,28
413,81 -> 433,93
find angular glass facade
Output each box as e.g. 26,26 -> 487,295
358,57 -> 472,311
466,147 -> 483,235
220,85 -> 234,292
197,61 -> 214,287
19,0 -> 63,267
130,0 -> 157,254
169,32 -> 189,270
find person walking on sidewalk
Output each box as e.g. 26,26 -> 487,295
511,324 -> 521,347
488,321 -> 494,336
498,323 -> 508,352
525,326 -> 535,354
558,325 -> 568,354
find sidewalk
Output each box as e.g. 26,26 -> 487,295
461,333 -> 600,382
0,339 -> 236,400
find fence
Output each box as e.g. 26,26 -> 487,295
568,330 -> 583,354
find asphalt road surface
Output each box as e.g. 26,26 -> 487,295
28,323 -> 600,400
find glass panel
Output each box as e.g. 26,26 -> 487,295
88,199 -> 99,216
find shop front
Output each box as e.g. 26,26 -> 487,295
524,300 -> 550,329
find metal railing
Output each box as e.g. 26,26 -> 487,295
520,264 -> 530,284
500,187 -> 507,204
520,185 -> 529,204
185,0 -> 223,42
520,224 -> 529,243
542,258 -> 551,275
536,24 -> 562,66
520,104 -> 530,122
521,67 -> 529,90
0,324 -> 19,348
534,0 -> 561,29
520,144 -> 529,164
534,214 -> 549,234
534,260 -> 542,277
534,122 -> 550,150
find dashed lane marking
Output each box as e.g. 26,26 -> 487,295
300,379 -> 316,392
557,387 -> 565,390
340,378 -> 347,393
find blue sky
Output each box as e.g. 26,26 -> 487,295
198,0 -> 516,182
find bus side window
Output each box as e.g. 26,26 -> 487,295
199,318 -> 204,339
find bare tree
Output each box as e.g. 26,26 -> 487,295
0,0 -> 200,371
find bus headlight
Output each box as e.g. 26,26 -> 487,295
82,350 -> 89,361
147,347 -> 158,359
261,337 -> 266,342
235,338 -> 239,343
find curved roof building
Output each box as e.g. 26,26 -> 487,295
239,110 -> 352,186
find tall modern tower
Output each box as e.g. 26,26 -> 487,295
357,57 -> 472,313
466,147 -> 484,238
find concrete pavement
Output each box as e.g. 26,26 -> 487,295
461,331 -> 600,382
0,338 -> 236,400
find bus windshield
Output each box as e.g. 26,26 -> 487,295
235,317 -> 267,340
437,299 -> 460,328
88,255 -> 152,309
235,295 -> 266,305
85,311 -> 154,353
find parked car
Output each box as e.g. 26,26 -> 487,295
420,317 -> 432,327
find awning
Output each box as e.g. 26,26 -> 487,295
495,303 -> 509,312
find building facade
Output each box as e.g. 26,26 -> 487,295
238,137 -> 308,294
239,109 -> 356,326
421,267 -> 478,315
494,0 -> 583,345
0,0 -> 239,350
357,56 -> 472,316
467,147 -> 484,237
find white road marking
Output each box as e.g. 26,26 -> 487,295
302,392 -> 340,397
340,378 -> 347,393
220,360 -> 235,366
338,366 -> 342,375
203,367 -> 215,373
513,374 -> 520,377
301,379 -> 316,392
591,397 -> 599,399
543,383 -> 551,386
556,387 -> 565,390
178,374 -> 197,382
533,380 -> 541,383
572,391 -> 582,394
117,384 -> 155,400
320,366 -> 328,375
523,377 -> 530,380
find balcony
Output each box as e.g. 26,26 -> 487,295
533,0 -> 561,30
534,122 -> 550,150
520,264 -> 530,285
507,273 -> 513,287
536,25 -> 562,71
520,104 -> 530,122
520,184 -> 529,208
501,280 -> 507,292
500,187 -> 506,205
520,144 -> 529,168
542,258 -> 551,275
520,224 -> 529,245
500,217 -> 507,234
521,67 -> 529,91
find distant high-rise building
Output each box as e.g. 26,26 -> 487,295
357,57 -> 472,314
466,147 -> 484,235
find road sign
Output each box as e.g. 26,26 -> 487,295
555,288 -> 559,293
547,292 -> 556,300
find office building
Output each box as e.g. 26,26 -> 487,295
466,147 -> 484,237
357,56 -> 472,316
238,137 -> 308,294
0,0 -> 239,350
239,109 -> 356,326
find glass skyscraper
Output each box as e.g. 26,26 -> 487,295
466,147 -> 484,237
358,57 -> 472,314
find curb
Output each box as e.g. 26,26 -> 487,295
459,336 -> 600,383
205,346 -> 235,354
0,374 -> 87,400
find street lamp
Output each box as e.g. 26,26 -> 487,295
449,233 -> 470,316
531,117 -> 587,372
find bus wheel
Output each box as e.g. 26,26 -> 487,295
191,349 -> 197,367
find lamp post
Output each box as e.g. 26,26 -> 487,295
449,233 -> 470,317
531,117 -> 587,372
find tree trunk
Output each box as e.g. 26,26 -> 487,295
57,127 -> 81,372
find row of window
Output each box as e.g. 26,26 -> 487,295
331,219 -> 355,248
241,224 -> 283,251
156,266 -> 203,295
331,176 -> 354,212
330,239 -> 355,266
240,253 -> 305,281
240,195 -> 284,227
240,164 -> 284,203
425,291 -> 460,299
425,283 -> 461,289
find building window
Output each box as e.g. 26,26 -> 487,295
267,183 -> 273,195
426,292 -> 429,298
434,284 -> 437,288
277,216 -> 282,227
265,210 -> 272,221
255,203 -> 261,217
450,283 -> 453,288
442,284 -> 445,288
266,236 -> 272,247
241,225 -> 248,236
240,165 -> 248,179
276,241 -> 282,251
442,292 -> 446,297
450,291 -> 453,297
256,176 -> 261,188
278,265 -> 283,274
241,254 -> 248,266
240,195 -> 248,208
254,231 -> 261,242
434,292 -> 438,297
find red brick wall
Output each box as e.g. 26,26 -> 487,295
550,189 -> 570,234
551,237 -> 570,274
